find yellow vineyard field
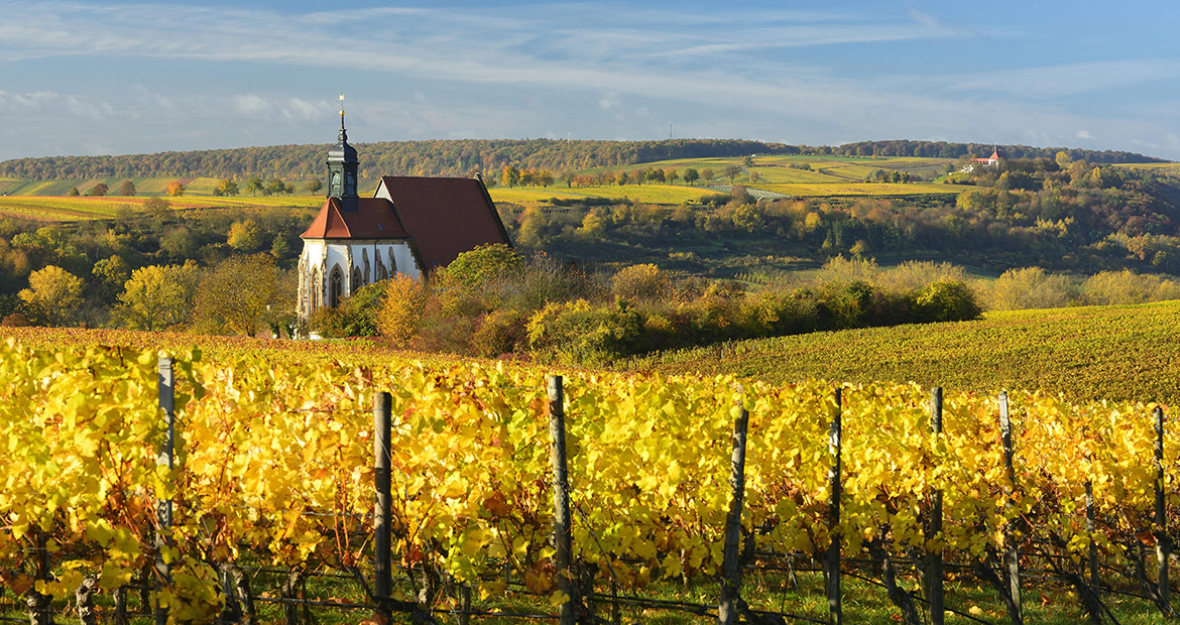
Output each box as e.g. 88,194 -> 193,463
0,332 -> 1175,619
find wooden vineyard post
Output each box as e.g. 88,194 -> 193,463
1155,406 -> 1171,613
1085,479 -> 1099,598
548,375 -> 577,625
374,391 -> 393,619
1084,426 -> 1099,603
999,392 -> 1022,624
826,388 -> 843,625
155,357 -> 175,625
718,389 -> 750,625
928,388 -> 944,625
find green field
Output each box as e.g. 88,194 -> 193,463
489,183 -> 718,207
633,300 -> 1180,405
1,154 -> 963,220
0,194 -> 324,221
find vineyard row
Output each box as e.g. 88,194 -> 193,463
1,342 -> 1179,625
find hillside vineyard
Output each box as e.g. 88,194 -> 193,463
0,339 -> 1175,621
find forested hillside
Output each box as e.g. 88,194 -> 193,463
0,139 -> 1160,182
830,139 -> 1164,163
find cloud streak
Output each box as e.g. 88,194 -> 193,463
0,0 -> 1176,159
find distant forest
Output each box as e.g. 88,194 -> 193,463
0,138 -> 1162,182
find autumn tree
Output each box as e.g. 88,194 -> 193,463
245,177 -> 263,196
118,180 -> 137,196
166,181 -> 185,197
701,168 -> 715,184
376,273 -> 428,346
444,243 -> 522,288
724,165 -> 742,183
227,220 -> 265,251
500,165 -> 521,188
191,254 -> 282,336
18,265 -> 84,326
215,178 -> 239,196
271,234 -> 290,260
305,178 -> 323,194
92,254 -> 131,299
114,262 -> 201,331
68,186 -> 80,196
87,183 -> 108,197
265,178 -> 290,196
683,168 -> 699,185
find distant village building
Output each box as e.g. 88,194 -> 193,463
960,147 -> 1006,173
296,103 -> 510,322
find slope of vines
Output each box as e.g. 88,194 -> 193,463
0,338 -> 1175,622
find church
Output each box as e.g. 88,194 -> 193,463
296,105 -> 511,322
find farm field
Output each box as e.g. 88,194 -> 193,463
0,194 -> 324,221
489,183 -> 717,207
0,154 -> 963,218
758,181 -> 954,196
637,300 -> 1180,405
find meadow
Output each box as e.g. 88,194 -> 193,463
634,299 -> 1180,405
0,194 -> 324,221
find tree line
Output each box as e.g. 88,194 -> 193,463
830,139 -> 1162,163
1,139 -> 1159,184
493,158 -> 1180,278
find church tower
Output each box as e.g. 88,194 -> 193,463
326,94 -> 359,208
296,94 -> 511,332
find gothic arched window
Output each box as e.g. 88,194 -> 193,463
352,267 -> 363,291
311,267 -> 322,310
329,265 -> 344,308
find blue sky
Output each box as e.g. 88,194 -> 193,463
2,0 -> 1179,161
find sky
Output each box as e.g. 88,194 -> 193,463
2,0 -> 1179,161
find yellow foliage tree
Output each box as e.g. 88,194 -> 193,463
115,262 -> 202,331
377,274 -> 427,346
191,254 -> 281,336
227,220 -> 264,251
18,265 -> 84,326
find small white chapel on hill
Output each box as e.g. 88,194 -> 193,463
296,101 -> 511,322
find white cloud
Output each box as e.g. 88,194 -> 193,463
282,98 -> 321,122
1076,130 -> 1094,140
940,59 -> 1180,99
233,95 -> 271,116
0,0 -> 1176,159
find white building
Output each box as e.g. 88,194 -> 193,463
297,110 -> 510,322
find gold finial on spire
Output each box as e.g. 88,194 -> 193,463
339,93 -> 345,118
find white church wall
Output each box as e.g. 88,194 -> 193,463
297,238 -> 420,322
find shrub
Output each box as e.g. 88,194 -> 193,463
912,280 -> 982,322
471,309 -> 528,358
376,274 -> 427,346
610,263 -> 668,301
0,312 -> 29,327
445,243 -> 522,288
985,267 -> 1078,310
526,299 -> 643,365
311,281 -> 387,338
878,261 -> 968,293
816,280 -> 876,329
1083,270 -> 1180,305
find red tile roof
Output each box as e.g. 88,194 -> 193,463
301,197 -> 410,240
375,176 -> 511,270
